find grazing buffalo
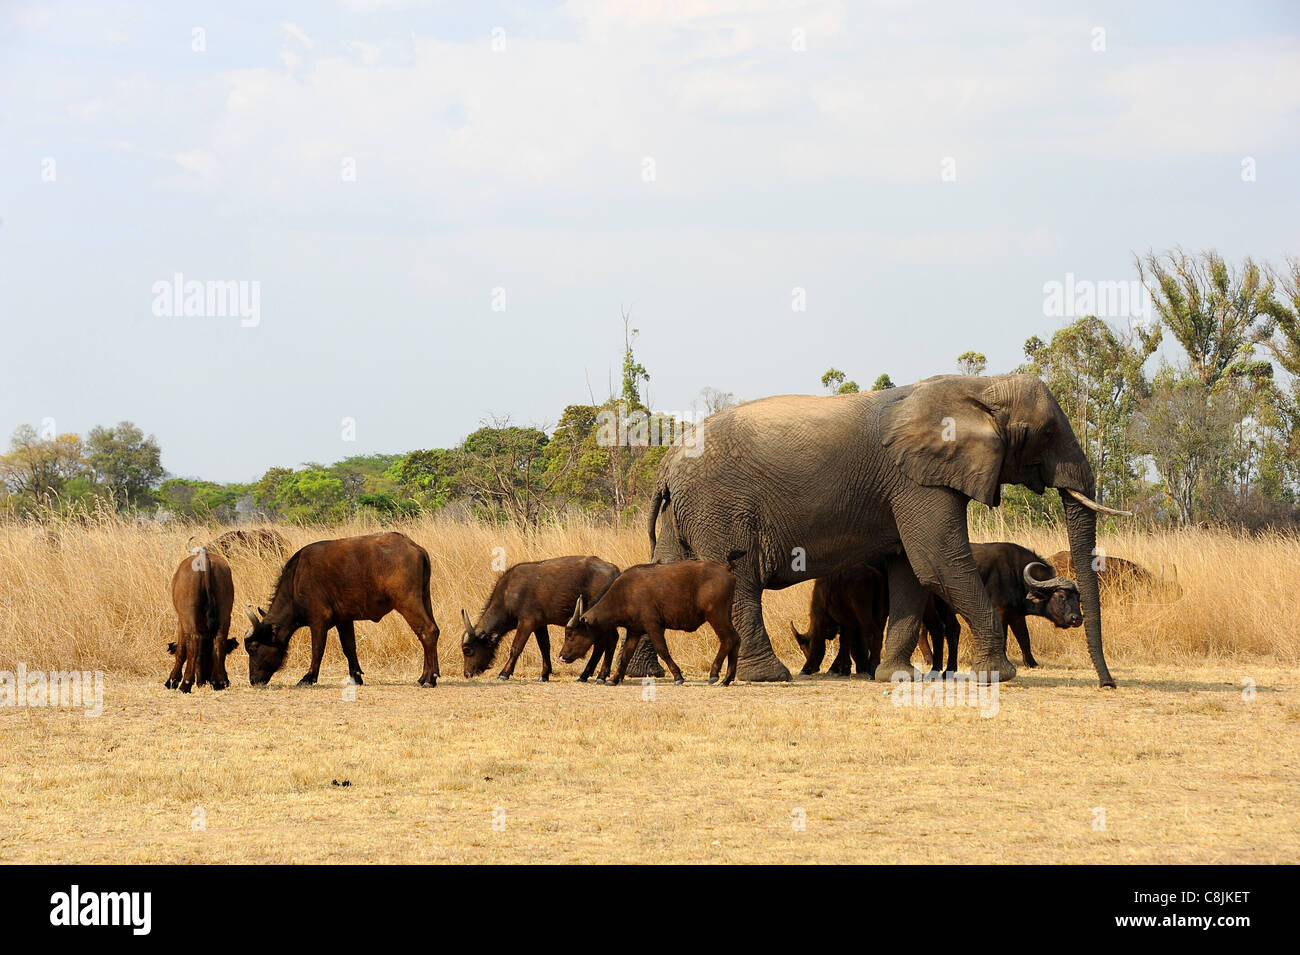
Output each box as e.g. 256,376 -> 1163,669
923,543 -> 1083,671
561,552 -> 745,686
790,564 -> 886,676
166,547 -> 236,693
211,528 -> 290,559
1048,550 -> 1182,599
790,564 -> 953,676
461,555 -> 621,682
243,532 -> 441,687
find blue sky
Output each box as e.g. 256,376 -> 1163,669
2,0 -> 1298,482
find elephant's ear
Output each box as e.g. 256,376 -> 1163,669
879,376 -> 1007,507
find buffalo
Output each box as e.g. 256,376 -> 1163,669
243,532 -> 441,687
1048,550 -> 1182,600
792,542 -> 1083,676
461,555 -> 621,682
923,543 -> 1083,671
211,528 -> 290,559
560,552 -> 746,686
166,547 -> 237,692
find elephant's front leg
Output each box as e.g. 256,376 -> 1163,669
732,580 -> 792,683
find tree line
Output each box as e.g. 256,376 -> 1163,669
3,250 -> 1297,529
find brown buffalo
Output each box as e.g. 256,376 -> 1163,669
1048,550 -> 1182,599
791,564 -> 954,676
923,543 -> 1083,670
461,556 -> 622,682
166,547 -> 237,692
242,532 -> 440,687
210,527 -> 290,559
561,552 -> 746,686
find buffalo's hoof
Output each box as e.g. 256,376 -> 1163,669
351,674 -> 364,685
418,676 -> 438,687
673,678 -> 685,686
536,675 -> 550,683
596,677 -> 607,685
576,675 -> 589,683
164,678 -> 178,689
179,681 -> 193,694
708,675 -> 719,685
606,677 -> 622,686
799,665 -> 818,676
211,679 -> 229,691
1023,658 -> 1039,668
296,676 -> 317,687
496,674 -> 510,682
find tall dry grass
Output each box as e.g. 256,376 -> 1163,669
0,514 -> 1296,681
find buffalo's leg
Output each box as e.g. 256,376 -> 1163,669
179,632 -> 199,693
595,628 -> 617,683
165,622 -> 185,689
709,611 -> 742,686
1008,616 -> 1038,667
645,629 -> 685,685
801,631 -> 828,675
534,624 -> 552,682
297,622 -> 328,686
337,620 -> 364,685
210,633 -> 230,691
944,611 -> 960,673
497,624 -> 533,681
828,629 -> 854,675
609,632 -> 646,685
396,601 -> 440,687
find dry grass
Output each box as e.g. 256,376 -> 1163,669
1,516 -> 1298,863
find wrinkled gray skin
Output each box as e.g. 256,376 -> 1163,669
643,374 -> 1115,687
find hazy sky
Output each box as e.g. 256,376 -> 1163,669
2,1 -> 1298,483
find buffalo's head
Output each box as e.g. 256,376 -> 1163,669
558,597 -> 597,664
1023,563 -> 1083,629
460,609 -> 502,678
243,605 -> 287,684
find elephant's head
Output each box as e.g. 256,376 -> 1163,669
880,374 -> 1126,687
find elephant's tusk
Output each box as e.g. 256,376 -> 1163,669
1063,488 -> 1133,518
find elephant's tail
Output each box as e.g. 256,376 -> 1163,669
646,482 -> 668,558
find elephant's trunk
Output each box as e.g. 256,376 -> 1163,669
1063,491 -> 1115,687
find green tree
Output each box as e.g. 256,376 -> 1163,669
820,368 -> 858,394
1018,316 -> 1159,508
871,373 -> 895,391
1137,249 -> 1275,388
0,425 -> 86,505
84,421 -> 164,508
956,351 -> 987,376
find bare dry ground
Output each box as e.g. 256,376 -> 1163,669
1,517 -> 1298,863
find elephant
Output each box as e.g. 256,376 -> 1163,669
643,374 -> 1127,686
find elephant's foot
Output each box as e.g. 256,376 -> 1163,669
874,658 -> 922,682
969,655 -> 1016,683
623,640 -> 665,678
736,649 -> 792,683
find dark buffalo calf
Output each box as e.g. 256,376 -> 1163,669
790,564 -> 886,676
166,547 -> 237,693
243,531 -> 440,687
461,555 -> 621,682
561,552 -> 745,686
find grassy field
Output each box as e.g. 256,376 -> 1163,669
1,516 -> 1298,863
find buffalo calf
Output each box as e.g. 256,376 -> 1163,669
462,555 -> 621,682
166,547 -> 237,693
243,532 -> 440,687
561,552 -> 745,686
